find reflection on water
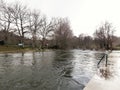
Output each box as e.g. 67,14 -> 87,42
0,50 -> 104,90
97,51 -> 120,81
97,52 -> 113,80
84,51 -> 120,90
98,67 -> 113,80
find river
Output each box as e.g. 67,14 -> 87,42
0,50 -> 104,90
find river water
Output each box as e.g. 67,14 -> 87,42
0,50 -> 104,90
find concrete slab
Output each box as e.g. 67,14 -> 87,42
84,51 -> 120,90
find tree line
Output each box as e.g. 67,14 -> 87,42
0,0 -> 118,50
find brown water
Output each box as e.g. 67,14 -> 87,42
0,50 -> 104,90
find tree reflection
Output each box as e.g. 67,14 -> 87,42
32,52 -> 36,66
62,67 -> 73,78
2,53 -> 13,73
20,52 -> 24,65
98,66 -> 113,80
52,50 -> 74,77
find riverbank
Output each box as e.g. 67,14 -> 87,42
0,46 -> 36,53
0,46 -> 52,53
0,45 -> 120,53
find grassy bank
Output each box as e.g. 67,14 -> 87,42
0,46 -> 35,53
113,47 -> 120,50
0,45 -> 120,53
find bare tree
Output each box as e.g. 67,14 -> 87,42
78,34 -> 93,49
0,0 -> 14,45
94,22 -> 115,50
70,36 -> 79,49
38,17 -> 56,49
54,18 -> 73,49
28,10 -> 43,48
78,34 -> 84,49
12,3 -> 28,46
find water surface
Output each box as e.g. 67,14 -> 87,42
0,50 -> 104,90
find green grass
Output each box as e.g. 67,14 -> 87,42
0,45 -> 35,53
113,47 -> 120,50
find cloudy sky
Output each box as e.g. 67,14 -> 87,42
5,0 -> 120,36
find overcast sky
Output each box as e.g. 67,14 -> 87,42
5,0 -> 120,36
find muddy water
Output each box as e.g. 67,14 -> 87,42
0,50 -> 104,90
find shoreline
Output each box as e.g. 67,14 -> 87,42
0,46 -> 120,53
0,46 -> 37,53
